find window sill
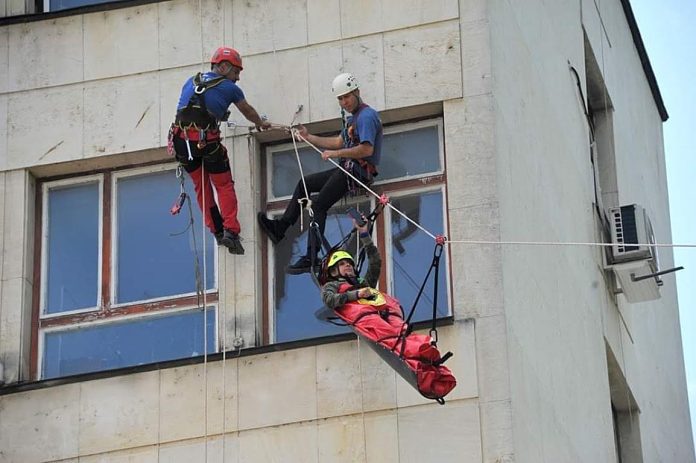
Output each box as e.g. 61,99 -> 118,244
1,316 -> 454,396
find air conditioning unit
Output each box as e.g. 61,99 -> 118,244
606,204 -> 661,303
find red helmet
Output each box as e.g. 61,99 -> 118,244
210,47 -> 243,70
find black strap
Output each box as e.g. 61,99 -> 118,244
328,202 -> 386,276
177,73 -> 227,128
403,242 -> 444,345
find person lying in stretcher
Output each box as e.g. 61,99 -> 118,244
319,218 -> 456,402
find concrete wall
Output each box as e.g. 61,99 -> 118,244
0,0 -> 498,461
489,0 -> 694,461
0,323 -> 481,462
0,0 -> 692,461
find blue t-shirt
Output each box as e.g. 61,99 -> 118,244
345,105 -> 383,166
177,72 -> 245,121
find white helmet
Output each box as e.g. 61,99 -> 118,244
332,73 -> 359,97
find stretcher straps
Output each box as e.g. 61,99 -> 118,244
308,222 -> 334,288
328,202 -> 386,275
403,242 -> 445,345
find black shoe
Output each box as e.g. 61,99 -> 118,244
219,229 -> 245,255
287,255 -> 319,275
257,212 -> 285,245
214,231 -> 224,246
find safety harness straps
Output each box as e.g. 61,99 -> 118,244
175,73 -> 228,130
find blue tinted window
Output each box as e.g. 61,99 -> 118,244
46,182 -> 100,314
116,170 -> 215,303
48,0 -> 116,11
42,308 -> 215,379
270,146 -> 332,198
378,125 -> 441,181
391,191 -> 449,322
274,202 -> 370,342
270,124 -> 441,199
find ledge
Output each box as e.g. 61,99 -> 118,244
0,316 -> 454,396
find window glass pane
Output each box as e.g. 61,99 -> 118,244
116,170 -> 215,304
391,190 -> 449,322
42,308 -> 215,379
48,0 -> 116,11
274,201 -> 370,342
269,123 -> 441,200
46,182 -> 99,314
270,146 -> 332,198
378,125 -> 441,181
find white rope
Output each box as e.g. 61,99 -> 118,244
445,239 -> 696,249
295,131 -> 440,241
194,0 -> 209,459
201,165 -> 210,461
294,132 -> 696,250
290,128 -> 315,229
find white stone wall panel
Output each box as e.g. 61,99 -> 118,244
0,277 -> 32,384
341,35 -> 386,111
397,400 -> 483,463
339,0 -> 382,38
364,411 -> 399,463
0,384 -> 80,463
158,435 -> 234,462
317,415 -> 366,463
0,95 -> 7,170
460,18 -> 492,97
316,340 -> 362,418
0,28 -> 8,94
307,0 -> 341,44
83,74 -> 160,157
237,347 -> 317,429
238,420 -> 318,463
83,6 -> 159,81
232,0 -> 308,55
159,362 -> 236,442
7,85 -> 83,170
307,42 -> 344,122
1,170 -> 31,281
7,17 -> 84,92
78,372 -> 160,455
158,0 -> 208,69
240,48 -> 309,127
384,21 -> 462,108
381,0 -> 458,31
78,445 -> 158,462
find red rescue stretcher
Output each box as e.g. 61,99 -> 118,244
330,284 -> 456,403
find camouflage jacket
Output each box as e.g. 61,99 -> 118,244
321,234 -> 381,310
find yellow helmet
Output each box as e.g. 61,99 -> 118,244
327,250 -> 354,268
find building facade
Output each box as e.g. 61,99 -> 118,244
0,0 -> 693,462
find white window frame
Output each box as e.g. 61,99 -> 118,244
38,304 -> 218,378
40,174 -> 104,319
110,163 -> 219,308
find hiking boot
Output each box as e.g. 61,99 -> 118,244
287,255 -> 319,275
219,229 -> 245,255
257,212 -> 285,245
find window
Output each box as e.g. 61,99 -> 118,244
35,164 -> 217,379
263,118 -> 450,343
43,0 -> 118,12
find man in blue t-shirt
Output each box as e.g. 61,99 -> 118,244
257,73 -> 383,274
171,46 -> 270,255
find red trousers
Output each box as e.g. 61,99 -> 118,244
172,136 -> 240,234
